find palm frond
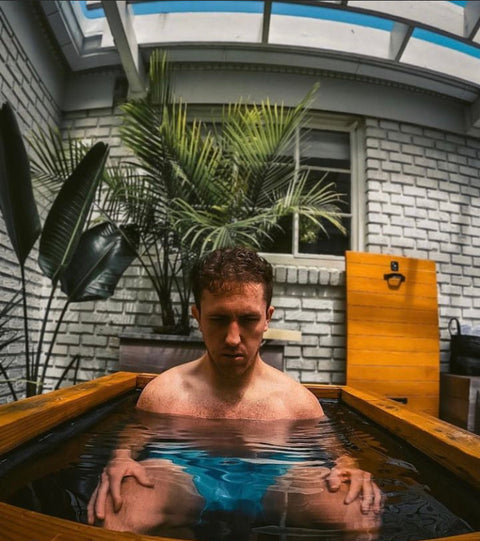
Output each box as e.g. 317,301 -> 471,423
29,126 -> 89,194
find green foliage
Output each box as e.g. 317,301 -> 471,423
0,103 -> 41,265
39,142 -> 109,282
103,50 -> 345,333
0,104 -> 137,399
60,222 -> 139,303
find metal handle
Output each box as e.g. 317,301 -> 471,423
383,272 -> 406,283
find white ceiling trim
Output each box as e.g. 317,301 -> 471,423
101,0 -> 146,98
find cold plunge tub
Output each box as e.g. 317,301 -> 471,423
0,372 -> 479,541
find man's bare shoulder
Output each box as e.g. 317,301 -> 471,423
261,363 -> 325,419
136,359 -> 201,413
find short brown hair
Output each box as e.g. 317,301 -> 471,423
191,247 -> 273,309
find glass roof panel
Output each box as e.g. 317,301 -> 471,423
402,33 -> 480,85
101,9 -> 263,48
131,1 -> 264,14
348,0 -> 464,37
269,14 -> 391,59
64,1 -> 480,92
82,1 -> 264,18
271,2 -> 393,30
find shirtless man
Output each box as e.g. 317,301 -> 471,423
88,247 -> 382,538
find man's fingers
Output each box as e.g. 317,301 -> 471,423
372,482 -> 383,513
108,470 -> 126,513
360,472 -> 373,513
133,467 -> 154,488
87,484 -> 99,525
326,468 -> 342,492
343,470 -> 363,504
95,472 -> 110,520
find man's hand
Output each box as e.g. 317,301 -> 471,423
326,455 -> 383,514
87,449 -> 154,524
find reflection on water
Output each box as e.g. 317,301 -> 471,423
0,394 -> 476,541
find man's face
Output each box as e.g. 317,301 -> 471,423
192,282 -> 274,379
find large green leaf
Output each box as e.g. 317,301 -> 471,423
60,222 -> 139,302
0,102 -> 41,265
39,142 -> 109,283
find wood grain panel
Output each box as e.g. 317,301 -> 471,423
348,291 -> 438,311
340,386 -> 480,492
348,335 -> 438,353
348,319 -> 438,339
348,350 -> 439,367
0,501 -> 170,541
347,276 -> 438,297
346,251 -> 440,416
347,304 -> 439,325
346,251 -> 436,274
0,372 -> 137,455
348,365 -> 438,382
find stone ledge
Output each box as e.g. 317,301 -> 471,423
274,265 -> 345,287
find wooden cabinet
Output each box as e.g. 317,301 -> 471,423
440,373 -> 480,434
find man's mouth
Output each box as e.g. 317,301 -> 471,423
223,352 -> 245,360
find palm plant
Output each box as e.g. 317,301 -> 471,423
0,103 -> 138,398
106,51 -> 223,333
104,50 -> 345,334
174,96 -> 345,252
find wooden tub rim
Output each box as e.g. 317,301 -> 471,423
0,372 -> 478,541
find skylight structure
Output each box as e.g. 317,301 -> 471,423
39,1 -> 480,130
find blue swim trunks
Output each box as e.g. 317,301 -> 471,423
139,446 -> 292,520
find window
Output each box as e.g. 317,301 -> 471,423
263,115 -> 364,263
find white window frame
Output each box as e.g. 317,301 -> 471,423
261,112 -> 365,270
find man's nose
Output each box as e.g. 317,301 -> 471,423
225,321 -> 241,346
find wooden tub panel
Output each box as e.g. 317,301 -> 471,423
340,385 -> 480,492
0,372 -> 137,455
0,374 -> 478,541
0,501 -> 172,541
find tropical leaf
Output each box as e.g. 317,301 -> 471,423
38,142 -> 109,283
60,222 -> 139,302
172,198 -> 279,252
30,125 -> 89,193
0,102 -> 41,265
221,85 -> 318,209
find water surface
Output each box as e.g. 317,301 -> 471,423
0,394 -> 477,541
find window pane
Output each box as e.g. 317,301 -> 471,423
299,214 -> 350,256
298,170 -> 351,256
301,129 -> 350,170
264,215 -> 293,254
264,128 -> 352,257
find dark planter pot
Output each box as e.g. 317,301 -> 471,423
118,332 -> 285,373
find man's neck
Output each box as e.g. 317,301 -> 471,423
203,353 -> 262,398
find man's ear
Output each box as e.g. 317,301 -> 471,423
191,305 -> 200,324
265,306 -> 274,330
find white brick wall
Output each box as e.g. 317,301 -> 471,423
2,9 -> 480,398
0,6 -> 63,402
365,118 -> 480,370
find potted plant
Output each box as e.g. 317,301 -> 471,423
104,50 -> 345,338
